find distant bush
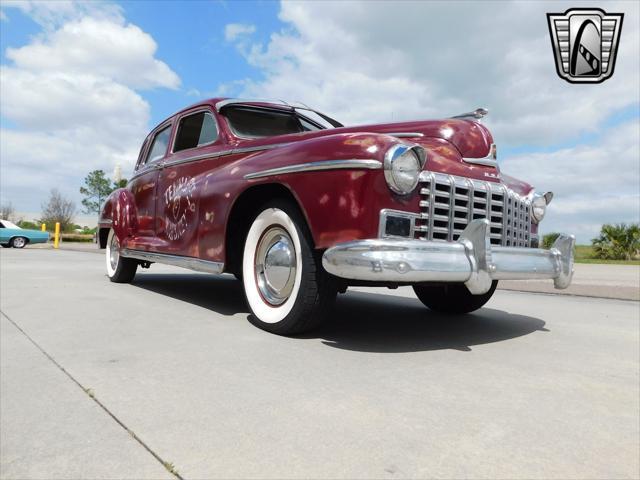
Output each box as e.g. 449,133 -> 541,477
60,233 -> 95,243
542,232 -> 561,249
17,220 -> 40,230
592,223 -> 640,260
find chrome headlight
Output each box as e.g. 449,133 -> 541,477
531,191 -> 553,223
384,144 -> 426,195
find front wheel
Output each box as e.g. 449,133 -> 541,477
105,229 -> 137,283
242,200 -> 336,335
11,237 -> 27,248
413,281 -> 498,314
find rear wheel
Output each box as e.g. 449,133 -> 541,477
105,229 -> 137,283
413,281 -> 498,314
242,200 -> 336,335
11,237 -> 27,248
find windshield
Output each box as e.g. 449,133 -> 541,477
223,107 -> 326,138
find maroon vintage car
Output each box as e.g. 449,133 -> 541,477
98,99 -> 574,334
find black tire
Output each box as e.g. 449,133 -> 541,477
242,199 -> 337,335
11,236 -> 28,248
413,281 -> 498,314
106,229 -> 137,283
1,243 -> 9,248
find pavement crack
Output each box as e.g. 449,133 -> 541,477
1,310 -> 184,480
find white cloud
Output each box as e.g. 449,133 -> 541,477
226,1 -> 639,144
500,120 -> 640,241
0,0 -> 122,30
0,3 -> 180,214
6,16 -> 179,89
224,23 -> 256,42
222,0 -> 640,241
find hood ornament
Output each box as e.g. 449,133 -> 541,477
451,108 -> 489,121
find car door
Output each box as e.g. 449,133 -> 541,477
155,107 -> 224,256
128,122 -> 173,244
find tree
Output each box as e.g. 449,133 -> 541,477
40,189 -> 76,232
113,178 -> 128,189
0,202 -> 16,221
80,170 -> 113,215
592,223 -> 640,260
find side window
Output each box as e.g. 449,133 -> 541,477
146,126 -> 172,164
174,111 -> 218,152
0,222 -> 5,228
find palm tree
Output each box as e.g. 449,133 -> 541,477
592,223 -> 640,260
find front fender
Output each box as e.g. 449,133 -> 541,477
99,188 -> 138,242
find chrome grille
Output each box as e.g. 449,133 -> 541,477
416,172 -> 532,247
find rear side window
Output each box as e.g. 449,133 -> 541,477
146,126 -> 172,163
174,111 -> 218,152
224,107 -> 312,138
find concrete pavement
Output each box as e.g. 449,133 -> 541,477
47,242 -> 640,301
1,248 -> 639,479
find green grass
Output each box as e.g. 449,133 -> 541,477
574,245 -> 640,265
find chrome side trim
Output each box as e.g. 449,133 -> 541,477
387,132 -> 424,138
163,150 -> 234,168
129,163 -> 163,181
322,218 -> 576,291
462,143 -> 497,167
244,159 -> 382,180
159,143 -> 291,169
98,218 -> 113,226
120,249 -> 224,274
233,142 -> 291,154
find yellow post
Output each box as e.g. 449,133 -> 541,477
41,223 -> 46,232
54,222 -> 60,249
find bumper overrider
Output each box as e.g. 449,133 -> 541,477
322,219 -> 575,294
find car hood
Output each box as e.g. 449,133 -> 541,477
339,118 -> 493,159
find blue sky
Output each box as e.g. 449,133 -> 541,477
0,1 -> 638,241
0,0 -> 282,125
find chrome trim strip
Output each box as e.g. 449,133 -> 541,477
244,159 -> 382,180
163,150 -> 234,168
120,249 -> 224,274
233,142 -> 291,154
98,218 -> 113,225
462,143 -> 497,167
215,98 -> 293,112
387,132 -> 425,138
462,157 -> 498,167
129,163 -> 163,181
160,143 -> 292,169
322,219 -> 575,290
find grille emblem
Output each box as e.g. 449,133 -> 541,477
547,8 -> 623,84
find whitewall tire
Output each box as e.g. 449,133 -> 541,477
242,200 -> 336,335
106,228 -> 137,283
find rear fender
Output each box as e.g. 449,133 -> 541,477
99,189 -> 138,243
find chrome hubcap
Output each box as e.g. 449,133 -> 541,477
109,233 -> 119,271
255,227 -> 296,306
14,237 -> 25,248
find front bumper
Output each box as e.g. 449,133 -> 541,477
322,219 -> 575,294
